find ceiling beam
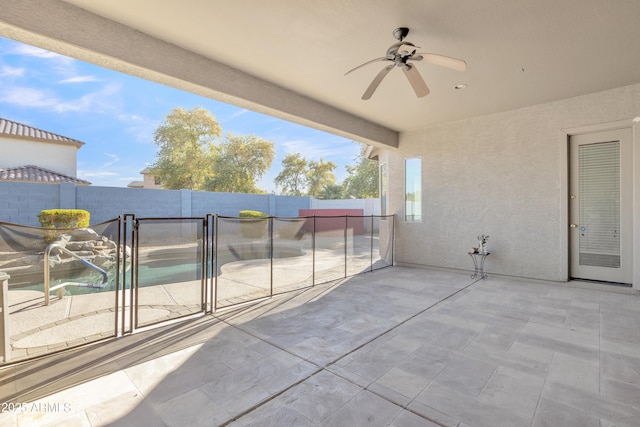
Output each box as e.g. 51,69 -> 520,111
0,0 -> 398,148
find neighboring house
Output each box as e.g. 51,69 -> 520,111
0,165 -> 90,185
0,117 -> 90,185
127,168 -> 163,189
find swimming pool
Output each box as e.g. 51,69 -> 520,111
13,257 -> 209,296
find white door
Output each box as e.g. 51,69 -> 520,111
569,128 -> 633,284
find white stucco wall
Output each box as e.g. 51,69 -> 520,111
0,136 -> 78,177
384,83 -> 640,283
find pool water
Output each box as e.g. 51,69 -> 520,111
19,259 -> 212,296
16,242 -> 304,296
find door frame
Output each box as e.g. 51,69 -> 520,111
560,118 -> 640,289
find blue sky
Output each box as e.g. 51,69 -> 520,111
0,37 -> 360,192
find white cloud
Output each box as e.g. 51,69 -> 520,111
58,75 -> 100,84
227,108 -> 249,120
0,66 -> 24,77
0,81 -> 122,116
281,139 -> 356,160
10,44 -> 76,78
117,114 -> 159,143
118,114 -> 144,122
76,170 -> 119,178
102,153 -> 120,168
12,44 -> 70,61
53,82 -> 122,113
53,93 -> 95,113
0,86 -> 56,108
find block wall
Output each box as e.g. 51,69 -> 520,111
0,184 -> 313,227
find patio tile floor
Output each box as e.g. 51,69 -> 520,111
1,266 -> 639,426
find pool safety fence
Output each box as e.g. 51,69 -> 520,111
0,214 -> 394,365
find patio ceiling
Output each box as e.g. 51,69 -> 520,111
2,1 -> 640,148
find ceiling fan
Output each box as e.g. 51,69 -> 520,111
345,27 -> 467,100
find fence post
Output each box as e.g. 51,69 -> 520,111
180,189 -> 192,217
391,215 -> 395,266
312,216 -> 316,286
59,182 -> 76,209
133,217 -> 140,330
268,194 -> 276,215
201,217 -> 207,313
114,216 -> 121,337
122,214 -> 136,335
206,214 -> 214,314
0,272 -> 10,363
344,215 -> 347,278
269,217 -> 274,297
370,215 -> 374,272
214,215 -> 219,311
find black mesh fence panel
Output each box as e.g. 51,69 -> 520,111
0,213 -> 393,365
215,217 -> 271,309
313,216 -> 347,284
134,218 -> 204,328
272,217 -> 314,295
0,219 -> 120,363
346,216 -> 372,276
373,216 -> 394,270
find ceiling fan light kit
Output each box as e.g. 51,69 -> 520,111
345,27 -> 467,100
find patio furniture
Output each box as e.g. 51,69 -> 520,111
468,252 -> 490,279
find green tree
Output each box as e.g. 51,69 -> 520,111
149,107 -> 221,190
306,159 -> 337,197
205,133 -> 275,193
274,153 -> 308,196
343,146 -> 379,198
319,184 -> 344,200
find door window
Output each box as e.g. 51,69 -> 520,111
578,141 -> 620,268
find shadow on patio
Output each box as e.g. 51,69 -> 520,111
1,266 -> 640,426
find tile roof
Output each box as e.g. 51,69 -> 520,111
0,165 -> 91,185
0,117 -> 84,146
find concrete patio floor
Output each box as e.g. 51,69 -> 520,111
1,266 -> 639,426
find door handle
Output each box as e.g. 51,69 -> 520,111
570,224 -> 577,228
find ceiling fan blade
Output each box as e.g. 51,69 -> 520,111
345,57 -> 392,76
362,64 -> 394,100
413,53 -> 467,72
403,64 -> 430,98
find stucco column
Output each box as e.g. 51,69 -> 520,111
59,182 -> 76,209
268,194 -> 276,216
180,189 -> 191,217
180,189 -> 193,240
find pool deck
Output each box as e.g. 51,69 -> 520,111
1,266 -> 640,426
4,243 -> 377,361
